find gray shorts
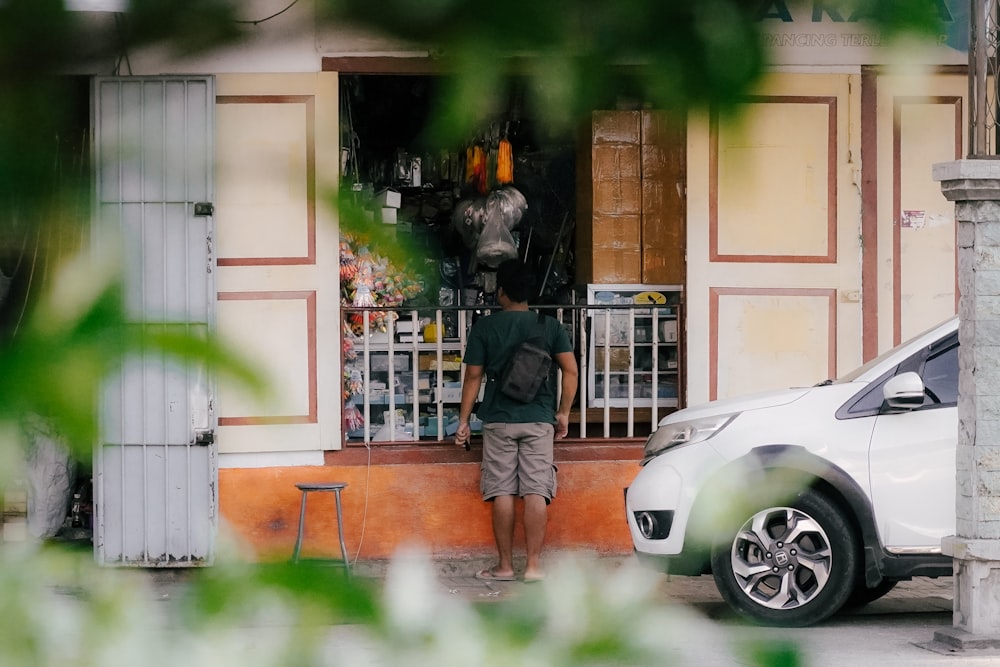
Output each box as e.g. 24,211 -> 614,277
480,422 -> 557,501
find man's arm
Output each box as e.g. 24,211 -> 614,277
553,350 -> 578,439
454,363 -> 484,449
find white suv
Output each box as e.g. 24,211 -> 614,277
625,317 -> 958,627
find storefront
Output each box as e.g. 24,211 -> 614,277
334,68 -> 688,446
6,2 -> 972,566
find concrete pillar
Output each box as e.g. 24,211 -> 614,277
933,160 -> 1000,650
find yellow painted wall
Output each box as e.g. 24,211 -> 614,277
214,73 -> 343,454
875,72 -> 963,350
686,73 -> 863,404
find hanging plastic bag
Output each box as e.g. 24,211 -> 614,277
475,187 -> 526,268
452,198 -> 486,251
23,417 -> 76,539
476,222 -> 517,268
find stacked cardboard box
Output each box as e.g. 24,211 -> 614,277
580,111 -> 642,283
576,110 -> 685,285
375,188 -> 401,224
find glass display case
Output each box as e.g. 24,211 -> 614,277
342,309 -> 490,443
344,339 -> 474,442
584,284 -> 683,409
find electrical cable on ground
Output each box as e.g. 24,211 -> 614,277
350,440 -> 372,567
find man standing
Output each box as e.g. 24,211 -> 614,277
454,259 -> 578,583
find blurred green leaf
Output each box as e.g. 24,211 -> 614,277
116,0 -> 244,56
0,258 -> 263,457
181,560 -> 381,626
743,639 -> 804,667
319,0 -> 945,142
0,1 -> 942,664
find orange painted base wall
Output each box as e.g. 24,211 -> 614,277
219,460 -> 641,562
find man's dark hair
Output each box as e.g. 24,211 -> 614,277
497,259 -> 531,303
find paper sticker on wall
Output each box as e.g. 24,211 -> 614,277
901,210 -> 926,229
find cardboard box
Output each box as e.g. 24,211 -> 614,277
418,354 -> 462,371
595,347 -> 632,372
395,320 -> 417,333
397,372 -> 431,391
590,249 -> 643,284
660,320 -> 677,342
657,383 -> 678,398
592,110 -> 641,144
605,383 -> 630,398
374,188 -> 401,208
592,215 -> 641,248
593,144 -> 642,180
379,207 -> 398,224
436,385 -> 463,403
371,354 -> 410,372
593,180 -> 641,217
592,312 -> 631,345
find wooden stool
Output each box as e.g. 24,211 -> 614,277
292,482 -> 350,574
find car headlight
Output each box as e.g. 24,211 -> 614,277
642,414 -> 737,462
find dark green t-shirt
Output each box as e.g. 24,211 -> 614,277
463,310 -> 573,424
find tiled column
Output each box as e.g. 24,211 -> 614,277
933,160 -> 1000,649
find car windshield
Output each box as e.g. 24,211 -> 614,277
833,318 -> 957,384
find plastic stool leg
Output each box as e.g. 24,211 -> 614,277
292,490 -> 308,563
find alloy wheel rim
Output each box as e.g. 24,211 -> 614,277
729,506 -> 833,610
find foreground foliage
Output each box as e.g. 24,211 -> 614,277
0,1 -> 947,666
4,544 -> 802,667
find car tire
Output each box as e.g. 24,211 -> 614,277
710,487 -> 859,627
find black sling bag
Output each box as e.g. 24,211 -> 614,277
498,312 -> 552,403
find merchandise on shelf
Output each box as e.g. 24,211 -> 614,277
585,284 -> 683,409
340,231 -> 425,431
340,234 -> 423,310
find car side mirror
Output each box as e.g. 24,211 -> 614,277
883,371 -> 925,411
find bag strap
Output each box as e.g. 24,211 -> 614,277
530,310 -> 548,349
488,311 -> 549,381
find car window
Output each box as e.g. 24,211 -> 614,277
921,343 -> 958,405
839,331 -> 958,418
841,372 -> 894,415
835,318 -> 957,384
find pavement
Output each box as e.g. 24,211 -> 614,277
346,551 -> 957,609
137,553 -> 1000,666
347,554 -> 995,666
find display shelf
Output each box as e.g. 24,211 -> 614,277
584,284 -> 683,409
356,341 -> 466,352
344,342 -> 481,443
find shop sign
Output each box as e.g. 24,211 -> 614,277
758,0 -> 968,66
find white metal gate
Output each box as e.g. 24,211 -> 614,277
92,77 -> 216,566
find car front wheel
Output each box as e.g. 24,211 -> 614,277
710,488 -> 859,627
